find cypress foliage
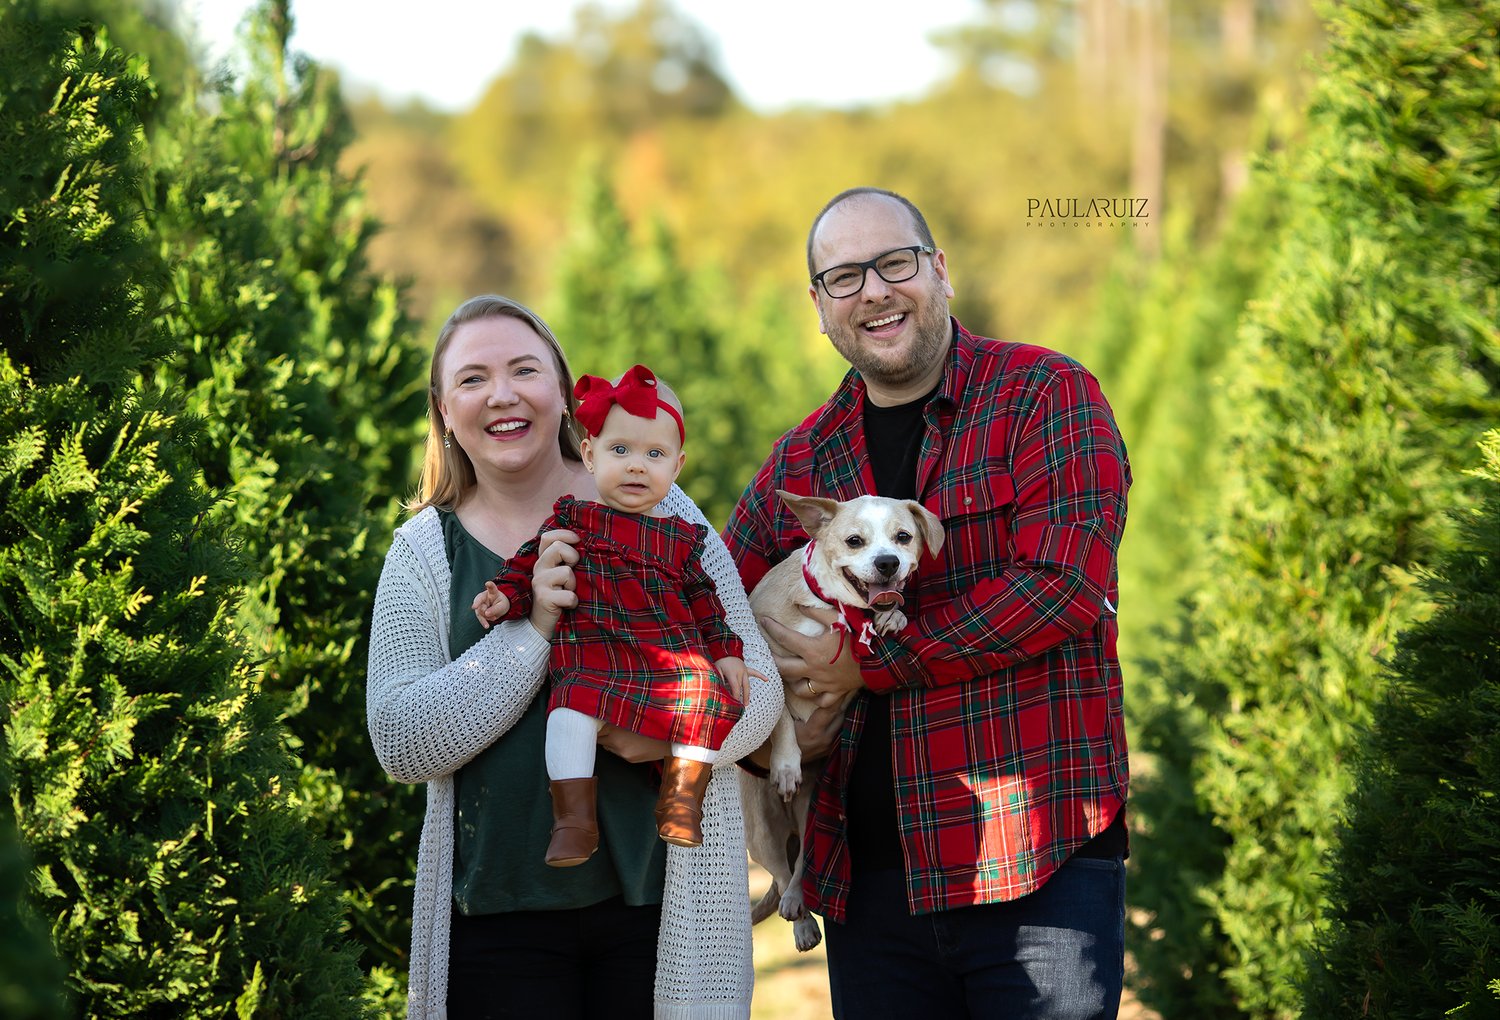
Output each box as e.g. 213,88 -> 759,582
139,2 -> 429,1003
1111,182 -> 1294,1018
1159,0 -> 1500,1014
1305,430 -> 1500,1017
0,5 -> 366,1015
1,765 -> 64,1019
546,169 -> 842,522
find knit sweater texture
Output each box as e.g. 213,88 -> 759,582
367,486 -> 783,1019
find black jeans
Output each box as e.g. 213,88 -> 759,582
447,895 -> 662,1019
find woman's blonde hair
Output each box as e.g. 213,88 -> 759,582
408,295 -> 582,513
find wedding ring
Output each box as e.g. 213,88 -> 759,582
806,679 -> 817,696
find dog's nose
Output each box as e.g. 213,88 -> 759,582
873,554 -> 899,579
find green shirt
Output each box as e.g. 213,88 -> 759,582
443,510 -> 667,914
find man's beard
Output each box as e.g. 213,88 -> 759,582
826,277 -> 951,390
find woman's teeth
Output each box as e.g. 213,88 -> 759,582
486,420 -> 526,434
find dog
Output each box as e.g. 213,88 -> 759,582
740,490 -> 944,952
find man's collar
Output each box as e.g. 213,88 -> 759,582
805,317 -> 975,443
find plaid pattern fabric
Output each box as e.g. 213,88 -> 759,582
496,496 -> 745,750
723,321 -> 1130,922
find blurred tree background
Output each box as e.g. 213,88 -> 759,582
4,0 -> 1498,1016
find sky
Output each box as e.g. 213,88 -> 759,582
186,0 -> 981,114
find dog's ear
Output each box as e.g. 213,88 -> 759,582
776,489 -> 841,538
905,501 -> 946,559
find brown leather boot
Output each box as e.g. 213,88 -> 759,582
545,777 -> 599,867
654,757 -> 713,847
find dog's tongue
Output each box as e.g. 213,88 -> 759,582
869,589 -> 904,610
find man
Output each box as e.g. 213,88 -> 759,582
725,188 -> 1130,1019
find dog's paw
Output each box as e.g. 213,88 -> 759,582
793,915 -> 823,953
771,762 -> 802,802
778,885 -> 806,922
873,607 -> 907,635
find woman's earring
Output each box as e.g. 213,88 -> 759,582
443,427 -> 453,449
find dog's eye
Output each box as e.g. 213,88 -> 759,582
895,531 -> 913,544
844,536 -> 864,549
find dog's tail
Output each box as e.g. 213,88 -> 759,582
750,881 -> 780,925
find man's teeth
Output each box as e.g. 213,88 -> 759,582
865,313 -> 904,329
487,421 -> 526,434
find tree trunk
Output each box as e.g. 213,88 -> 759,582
1130,0 -> 1167,256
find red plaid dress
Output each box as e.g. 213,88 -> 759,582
494,496 -> 744,750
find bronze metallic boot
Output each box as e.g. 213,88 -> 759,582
654,757 -> 713,847
545,777 -> 599,867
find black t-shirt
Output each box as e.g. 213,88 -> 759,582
846,389 -> 933,872
848,387 -> 1127,875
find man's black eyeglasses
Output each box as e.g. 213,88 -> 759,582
812,245 -> 937,299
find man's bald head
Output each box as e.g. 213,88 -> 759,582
806,188 -> 936,278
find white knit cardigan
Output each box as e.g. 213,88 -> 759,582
366,486 -> 783,1020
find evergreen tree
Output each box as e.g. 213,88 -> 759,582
1305,430 -> 1500,1017
1,766 -> 64,1019
1154,0 -> 1500,1014
546,169 -> 842,524
138,1 -> 430,1004
1100,179 -> 1293,1017
0,5 -> 366,1015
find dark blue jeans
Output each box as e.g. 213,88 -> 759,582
825,857 -> 1125,1019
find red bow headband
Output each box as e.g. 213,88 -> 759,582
573,364 -> 686,443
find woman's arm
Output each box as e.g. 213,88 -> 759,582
365,527 -> 550,784
661,486 -> 783,763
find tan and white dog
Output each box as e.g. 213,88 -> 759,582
740,490 -> 944,952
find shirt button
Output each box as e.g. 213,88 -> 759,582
963,495 -> 973,506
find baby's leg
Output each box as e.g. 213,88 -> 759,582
544,709 -> 603,868
657,744 -> 716,848
546,707 -> 603,780
668,743 -> 718,765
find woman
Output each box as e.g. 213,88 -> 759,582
366,296 -> 782,1019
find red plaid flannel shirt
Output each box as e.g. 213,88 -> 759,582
723,321 -> 1130,921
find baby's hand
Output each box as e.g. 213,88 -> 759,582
471,582 -> 510,629
716,656 -> 749,705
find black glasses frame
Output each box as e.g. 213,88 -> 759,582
811,245 -> 937,298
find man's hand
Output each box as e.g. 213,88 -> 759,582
597,723 -> 669,764
528,529 -> 581,639
793,701 -> 846,760
760,606 -> 866,708
716,655 -> 749,705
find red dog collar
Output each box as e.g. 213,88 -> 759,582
800,541 -> 877,663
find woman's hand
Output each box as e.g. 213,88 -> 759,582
597,723 -> 670,764
528,529 -> 581,640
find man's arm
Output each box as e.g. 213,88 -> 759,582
860,361 -> 1128,693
